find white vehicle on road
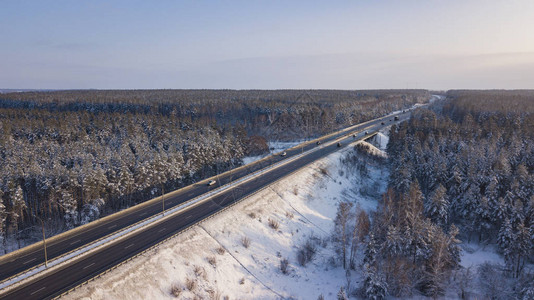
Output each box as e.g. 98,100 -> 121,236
207,180 -> 216,186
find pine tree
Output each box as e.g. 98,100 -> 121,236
364,233 -> 378,268
363,266 -> 387,300
513,222 -> 530,278
0,193 -> 6,252
447,224 -> 462,269
422,228 -> 455,297
350,207 -> 370,269
498,218 -> 514,271
473,197 -> 493,241
425,184 -> 449,227
58,189 -> 78,229
334,201 -> 353,269
383,225 -> 403,257
510,199 -> 525,228
337,286 -> 348,300
404,182 -> 431,265
10,184 -> 26,229
494,197 -> 509,225
406,181 -> 424,217
118,166 -> 135,207
392,164 -> 412,195
447,164 -> 463,205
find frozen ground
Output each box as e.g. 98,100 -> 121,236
64,141 -> 388,300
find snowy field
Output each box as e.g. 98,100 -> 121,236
63,141 -> 388,300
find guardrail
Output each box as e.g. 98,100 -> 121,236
53,117 -> 385,299
0,109 -> 407,293
1,119 -> 380,295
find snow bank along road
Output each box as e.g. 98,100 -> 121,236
0,109 -> 414,299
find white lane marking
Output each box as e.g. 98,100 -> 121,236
83,262 -> 95,270
0,111 -> 404,291
158,227 -> 166,233
108,224 -> 117,229
22,258 -> 36,265
70,239 -> 81,245
185,215 -> 192,219
124,244 -> 134,249
30,286 -> 46,295
139,212 -> 147,216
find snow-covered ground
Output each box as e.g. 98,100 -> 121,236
373,132 -> 389,151
460,243 -> 504,268
242,141 -> 307,165
63,141 -> 388,300
60,122 -> 515,299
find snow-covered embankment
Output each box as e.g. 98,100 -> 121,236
65,141 -> 388,300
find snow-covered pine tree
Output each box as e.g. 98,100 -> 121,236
447,224 -> 462,269
422,229 -> 450,298
498,218 -> 514,271
513,222 -> 530,278
494,197 -> 510,226
383,225 -> 403,258
363,266 -> 387,300
392,163 -> 412,195
58,188 -> 78,229
0,191 -> 6,251
118,165 -> 134,207
363,233 -> 378,268
425,183 -> 449,227
473,197 -> 493,241
337,286 -> 348,300
10,184 -> 26,229
334,201 -> 353,269
349,207 -> 370,268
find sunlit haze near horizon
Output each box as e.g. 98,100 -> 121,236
1,0 -> 534,90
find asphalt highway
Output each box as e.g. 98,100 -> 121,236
0,110 -> 411,299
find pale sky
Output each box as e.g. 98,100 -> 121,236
1,0 -> 534,90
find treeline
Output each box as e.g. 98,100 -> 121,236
360,90 -> 534,298
0,89 -> 429,140
0,89 -> 427,253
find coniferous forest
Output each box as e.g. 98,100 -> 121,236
0,89 -> 428,252
357,90 -> 534,298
